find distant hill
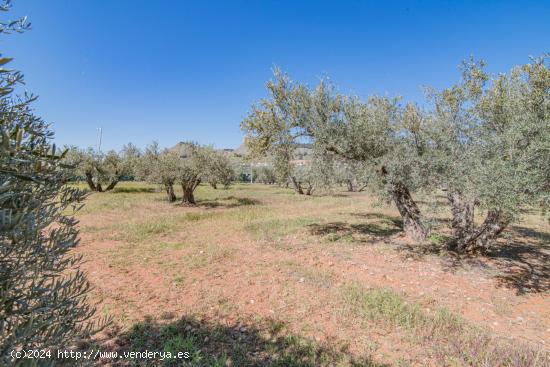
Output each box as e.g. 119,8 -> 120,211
233,142 -> 248,156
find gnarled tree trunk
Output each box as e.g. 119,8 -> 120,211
181,179 -> 200,206
290,176 -> 304,194
85,171 -> 98,191
181,185 -> 196,205
453,209 -> 509,253
472,210 -> 509,251
164,182 -> 176,202
347,179 -> 354,192
104,179 -> 119,191
445,190 -> 510,253
346,179 -> 367,192
388,182 -> 428,241
446,192 -> 475,247
305,183 -> 314,196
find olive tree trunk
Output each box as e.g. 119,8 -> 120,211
470,210 -> 509,251
290,176 -> 304,194
305,184 -> 314,196
450,208 -> 509,253
445,191 -> 511,252
164,182 -> 176,202
289,176 -> 315,195
181,179 -> 200,206
388,182 -> 428,241
347,179 -> 354,192
85,171 -> 99,191
104,179 -> 119,191
447,192 -> 475,245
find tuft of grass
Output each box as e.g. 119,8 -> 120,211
184,243 -> 236,269
112,212 -> 217,244
283,261 -> 335,288
428,232 -> 447,246
341,284 -> 549,367
245,217 -> 317,242
342,285 -> 429,330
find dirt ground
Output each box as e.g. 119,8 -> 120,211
73,182 -> 550,366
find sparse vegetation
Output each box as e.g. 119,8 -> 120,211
342,284 -> 549,366
69,182 -> 549,366
1,1 -> 548,365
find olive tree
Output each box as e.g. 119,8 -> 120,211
253,165 -> 277,184
203,148 -> 234,189
0,3 -> 102,361
173,142 -> 210,205
137,142 -> 179,202
331,159 -> 371,192
313,95 -> 431,240
67,146 -> 134,192
241,68 -> 319,195
243,69 -> 431,239
425,56 -> 550,252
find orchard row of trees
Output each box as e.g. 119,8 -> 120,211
251,159 -> 370,193
242,58 -> 550,253
65,142 -> 235,205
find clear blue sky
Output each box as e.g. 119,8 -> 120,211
2,0 -> 549,151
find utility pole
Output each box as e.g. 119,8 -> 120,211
97,127 -> 103,153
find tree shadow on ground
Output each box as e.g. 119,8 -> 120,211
111,186 -> 156,194
197,196 -> 261,209
486,225 -> 550,295
308,218 -> 401,243
96,316 -> 384,366
348,213 -> 403,228
395,225 -> 550,295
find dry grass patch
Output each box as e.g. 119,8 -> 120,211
341,284 -> 549,367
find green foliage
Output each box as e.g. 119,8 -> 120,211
0,3 -> 103,362
65,145 -> 136,192
252,165 -> 277,184
172,142 -> 209,204
424,56 -> 550,250
136,142 -> 180,201
202,147 -> 234,189
242,68 -> 430,238
241,69 -> 324,194
242,55 -> 549,248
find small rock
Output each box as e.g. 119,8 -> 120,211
249,299 -> 255,304
204,336 -> 209,342
240,327 -> 247,332
493,322 -> 499,326
299,277 -> 305,283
